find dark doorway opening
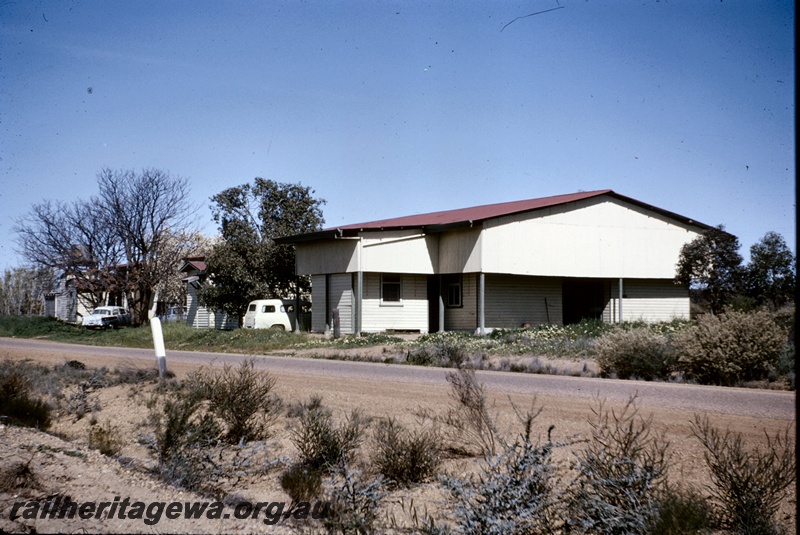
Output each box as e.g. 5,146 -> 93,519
562,279 -> 606,324
427,276 -> 440,333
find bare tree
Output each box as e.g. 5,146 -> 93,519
14,198 -> 123,310
0,266 -> 56,315
14,168 -> 197,325
97,168 -> 197,325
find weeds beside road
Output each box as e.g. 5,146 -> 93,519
0,310 -> 794,390
1,356 -> 795,534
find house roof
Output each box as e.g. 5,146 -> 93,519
276,189 -> 713,244
179,257 -> 207,273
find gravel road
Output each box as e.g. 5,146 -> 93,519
1,337 -> 794,421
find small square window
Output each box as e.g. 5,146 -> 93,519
444,274 -> 462,308
381,275 -> 402,303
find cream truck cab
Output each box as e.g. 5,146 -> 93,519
242,299 -> 299,330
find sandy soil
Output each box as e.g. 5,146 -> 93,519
0,345 -> 796,534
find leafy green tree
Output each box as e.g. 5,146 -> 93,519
675,225 -> 743,314
744,232 -> 795,309
199,178 -> 325,324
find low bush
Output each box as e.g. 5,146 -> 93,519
691,415 -> 795,534
88,421 -> 125,456
675,309 -> 789,385
371,417 -> 441,486
407,331 -> 473,367
290,401 -> 367,472
441,408 -> 563,534
443,367 -> 503,457
649,485 -> 715,535
285,394 -> 325,419
595,328 -> 676,380
153,391 -> 221,490
280,462 -> 323,503
0,362 -> 52,429
152,361 -> 281,494
566,396 -> 670,534
187,359 -> 279,443
323,459 -> 386,535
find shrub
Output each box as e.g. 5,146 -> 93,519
566,396 -> 669,534
88,421 -> 125,456
443,367 -> 503,457
675,309 -> 789,385
290,403 -> 367,472
595,328 -> 676,380
0,362 -> 51,429
0,456 -> 37,493
153,391 -> 222,490
649,486 -> 715,535
286,394 -> 325,419
691,415 -> 795,534
323,459 -> 385,534
151,384 -> 273,496
407,332 -> 472,367
186,360 -> 279,443
441,410 -> 563,534
281,462 -> 323,503
371,417 -> 441,486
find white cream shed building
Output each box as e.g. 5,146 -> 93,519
278,190 -> 711,335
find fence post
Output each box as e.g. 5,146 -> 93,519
150,317 -> 167,380
332,308 -> 340,339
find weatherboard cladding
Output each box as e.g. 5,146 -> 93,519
361,273 -> 428,332
287,190 -> 703,332
311,275 -> 327,332
603,279 -> 690,322
329,273 -> 353,334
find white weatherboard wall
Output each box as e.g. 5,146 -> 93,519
361,273 -> 428,332
485,275 -> 563,327
328,273 -> 353,334
296,239 -> 359,276
360,231 -> 438,274
604,279 -> 690,322
445,273 -> 477,331
481,197 -> 702,279
438,228 -> 482,274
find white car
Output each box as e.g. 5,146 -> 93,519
161,306 -> 185,323
81,306 -> 131,330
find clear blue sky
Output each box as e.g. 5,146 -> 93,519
1,0 -> 795,273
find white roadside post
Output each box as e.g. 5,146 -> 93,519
150,316 -> 167,380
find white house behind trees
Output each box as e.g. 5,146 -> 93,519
276,190 -> 713,335
180,257 -> 238,329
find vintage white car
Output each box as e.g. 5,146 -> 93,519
81,306 -> 131,330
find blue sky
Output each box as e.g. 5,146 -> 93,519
1,0 -> 795,273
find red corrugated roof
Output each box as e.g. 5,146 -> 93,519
277,189 -> 711,244
332,189 -> 614,230
180,259 -> 207,273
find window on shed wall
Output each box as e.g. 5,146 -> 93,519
443,274 -> 462,308
381,274 -> 402,304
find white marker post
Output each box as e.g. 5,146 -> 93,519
150,316 -> 167,380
